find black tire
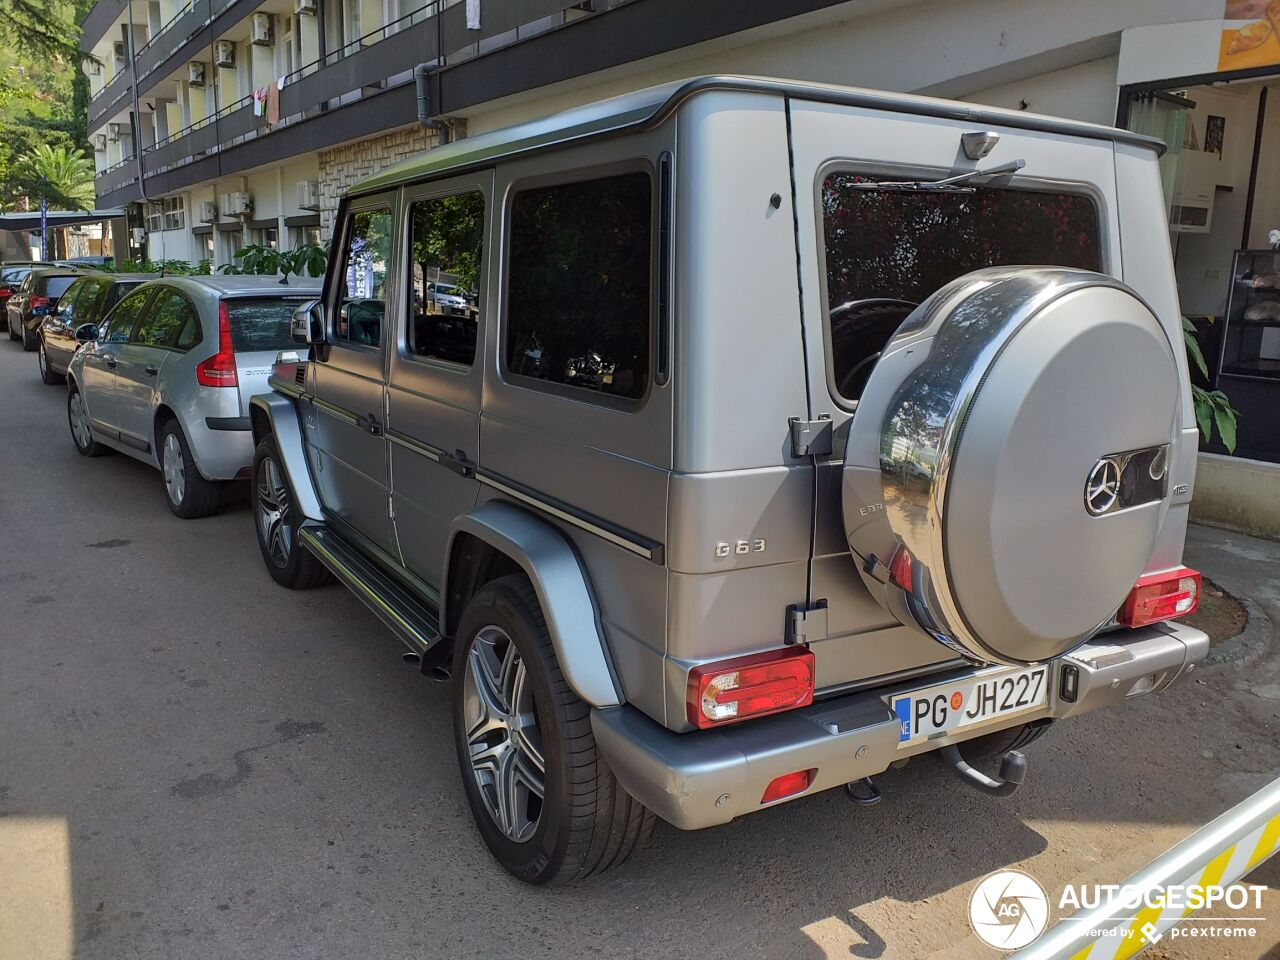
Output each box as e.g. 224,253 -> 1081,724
38,340 -> 65,385
453,574 -> 654,885
958,719 -> 1052,763
6,315 -> 18,341
252,435 -> 330,589
67,383 -> 106,457
158,418 -> 220,519
20,320 -> 37,352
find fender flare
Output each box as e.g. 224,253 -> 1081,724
250,392 -> 323,521
444,501 -> 623,708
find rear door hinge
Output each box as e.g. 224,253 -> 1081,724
789,415 -> 832,458
786,600 -> 829,645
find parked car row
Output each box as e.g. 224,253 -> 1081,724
4,266 -> 319,518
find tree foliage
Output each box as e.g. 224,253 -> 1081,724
12,143 -> 96,210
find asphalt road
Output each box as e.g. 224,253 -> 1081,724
1,335 -> 1279,960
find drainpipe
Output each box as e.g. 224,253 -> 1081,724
125,15 -> 150,205
415,62 -> 449,144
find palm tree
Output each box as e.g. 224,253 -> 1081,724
13,143 -> 96,211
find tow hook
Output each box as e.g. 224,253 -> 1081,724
844,777 -> 883,806
939,746 -> 1027,797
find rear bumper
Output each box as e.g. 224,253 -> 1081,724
186,415 -> 254,480
592,622 -> 1208,830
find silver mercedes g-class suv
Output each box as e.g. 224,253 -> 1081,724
250,76 -> 1208,884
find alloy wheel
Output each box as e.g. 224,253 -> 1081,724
68,392 -> 91,450
255,456 -> 292,567
462,626 -> 546,842
162,433 -> 186,506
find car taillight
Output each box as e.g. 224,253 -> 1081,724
1118,566 -> 1201,628
196,300 -> 238,387
761,768 -> 815,804
686,647 -> 815,729
29,294 -> 49,311
0,286 -> 11,297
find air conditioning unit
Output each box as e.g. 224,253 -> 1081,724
92,133 -> 107,152
198,201 -> 218,223
220,191 -> 253,216
297,180 -> 320,211
131,227 -> 146,243
112,40 -> 126,62
187,61 -> 206,87
214,40 -> 236,68
107,122 -> 124,142
251,12 -> 274,45
295,0 -> 317,14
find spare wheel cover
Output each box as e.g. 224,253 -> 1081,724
841,267 -> 1179,665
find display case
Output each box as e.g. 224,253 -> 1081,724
1220,248 -> 1280,379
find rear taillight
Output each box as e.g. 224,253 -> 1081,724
0,286 -> 11,297
196,301 -> 238,387
29,294 -> 49,312
686,647 -> 815,729
761,769 -> 815,804
1118,566 -> 1201,628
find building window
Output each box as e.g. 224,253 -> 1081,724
252,227 -> 278,249
162,196 -> 185,231
819,173 -> 1102,403
145,202 -> 163,233
290,225 -> 323,250
222,229 -> 243,266
505,171 -> 652,403
407,191 -> 484,366
196,233 -> 215,264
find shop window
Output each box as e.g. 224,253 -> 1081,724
820,173 -> 1102,402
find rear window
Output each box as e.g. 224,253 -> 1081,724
225,298 -> 308,352
42,276 -> 81,298
820,173 -> 1102,402
1,267 -> 30,284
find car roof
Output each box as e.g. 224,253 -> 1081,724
26,267 -> 87,278
351,75 -> 1166,196
142,274 -> 324,297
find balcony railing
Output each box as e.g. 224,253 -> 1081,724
95,0 -> 629,202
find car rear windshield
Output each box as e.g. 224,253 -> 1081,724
820,173 -> 1102,402
42,276 -> 81,298
1,267 -> 30,284
224,298 -> 308,352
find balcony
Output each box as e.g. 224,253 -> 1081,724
86,0 -> 247,131
94,0 -> 614,205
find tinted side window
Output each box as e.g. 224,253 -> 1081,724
820,174 -> 1102,402
58,280 -> 91,323
134,290 -> 196,348
101,289 -> 152,343
335,207 -> 392,347
505,172 -> 652,402
407,191 -> 484,366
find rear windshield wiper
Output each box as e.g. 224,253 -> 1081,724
847,159 -> 1026,193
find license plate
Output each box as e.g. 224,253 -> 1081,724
891,665 -> 1049,746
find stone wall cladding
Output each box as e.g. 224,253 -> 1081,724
316,124 -> 438,237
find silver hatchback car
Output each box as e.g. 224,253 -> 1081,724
65,274 -> 321,518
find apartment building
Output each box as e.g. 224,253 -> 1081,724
81,1 -> 1256,276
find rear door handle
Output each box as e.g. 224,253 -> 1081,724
358,412 -> 382,437
104,358 -> 117,369
439,449 -> 475,478
144,365 -> 159,375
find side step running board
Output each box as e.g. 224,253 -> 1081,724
298,526 -> 444,660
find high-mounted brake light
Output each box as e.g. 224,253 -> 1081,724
1118,566 -> 1201,628
196,300 -> 238,387
686,647 -> 815,729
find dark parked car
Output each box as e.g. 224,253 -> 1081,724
0,263 -> 56,329
37,273 -> 159,384
6,267 -> 85,352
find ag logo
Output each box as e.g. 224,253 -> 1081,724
968,869 -> 1049,950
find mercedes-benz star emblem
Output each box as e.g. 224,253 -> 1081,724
1084,457 -> 1121,516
